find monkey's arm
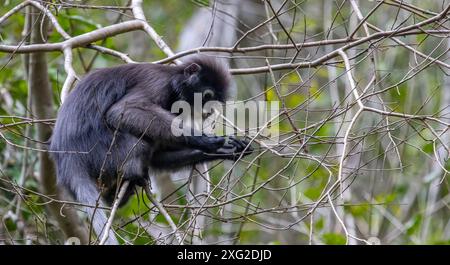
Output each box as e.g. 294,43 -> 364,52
150,138 -> 253,169
150,149 -> 212,169
105,97 -> 224,151
106,99 -> 179,143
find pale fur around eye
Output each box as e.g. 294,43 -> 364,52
202,89 -> 214,100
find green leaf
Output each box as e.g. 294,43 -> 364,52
322,233 -> 346,245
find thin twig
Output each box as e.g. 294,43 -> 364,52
99,181 -> 130,245
143,181 -> 184,245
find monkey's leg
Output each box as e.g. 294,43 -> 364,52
103,181 -> 137,207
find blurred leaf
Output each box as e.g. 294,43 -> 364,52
422,142 -> 434,154
322,233 -> 346,245
406,214 -> 422,236
346,204 -> 369,218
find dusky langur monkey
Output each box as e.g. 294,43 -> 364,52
50,56 -> 253,244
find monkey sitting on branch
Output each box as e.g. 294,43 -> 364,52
49,56 -> 253,244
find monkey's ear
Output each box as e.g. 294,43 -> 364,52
184,63 -> 201,77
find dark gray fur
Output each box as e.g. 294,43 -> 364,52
49,56 -> 252,244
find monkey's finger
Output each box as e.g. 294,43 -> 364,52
241,138 -> 255,151
216,146 -> 237,155
205,136 -> 226,149
229,137 -> 246,150
221,143 -> 235,150
235,142 -> 253,156
240,139 -> 251,148
236,139 -> 253,153
231,136 -> 249,147
244,140 -> 254,152
243,146 -> 253,154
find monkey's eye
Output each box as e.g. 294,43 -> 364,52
202,89 -> 215,101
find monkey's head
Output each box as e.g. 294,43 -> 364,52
172,56 -> 231,106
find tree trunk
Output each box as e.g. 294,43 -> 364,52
28,4 -> 88,244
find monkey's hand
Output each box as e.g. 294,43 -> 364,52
185,134 -> 226,153
209,137 -> 253,160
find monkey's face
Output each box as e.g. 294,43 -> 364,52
184,82 -> 224,119
181,63 -> 228,106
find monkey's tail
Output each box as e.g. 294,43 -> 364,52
72,178 -> 119,245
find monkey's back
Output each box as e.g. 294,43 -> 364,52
49,63 -> 179,190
